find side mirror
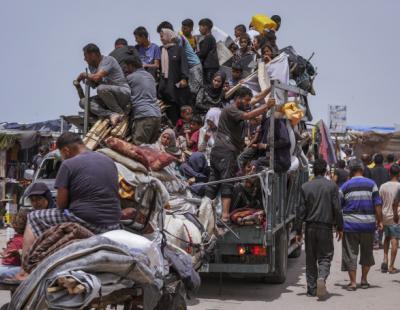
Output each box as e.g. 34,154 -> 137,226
24,169 -> 35,180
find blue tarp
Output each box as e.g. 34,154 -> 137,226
0,119 -> 70,132
346,125 -> 396,134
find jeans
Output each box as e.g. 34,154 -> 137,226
131,117 -> 161,145
0,265 -> 20,280
79,84 -> 131,118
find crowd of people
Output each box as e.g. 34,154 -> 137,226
295,152 -> 400,298
0,15 -> 294,283
74,15 -> 300,223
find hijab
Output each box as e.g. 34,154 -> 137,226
206,71 -> 227,100
158,128 -> 181,156
188,152 -> 208,174
204,107 -> 221,129
161,29 -> 178,79
159,128 -> 176,149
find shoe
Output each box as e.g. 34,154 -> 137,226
381,262 -> 388,273
306,290 -> 316,297
316,278 -> 327,298
360,282 -> 370,289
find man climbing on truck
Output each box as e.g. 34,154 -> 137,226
204,86 -> 274,225
77,43 -> 131,126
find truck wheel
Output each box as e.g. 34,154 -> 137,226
264,229 -> 288,284
289,244 -> 302,258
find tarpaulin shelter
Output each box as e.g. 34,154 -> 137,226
348,130 -> 400,158
0,119 -> 70,133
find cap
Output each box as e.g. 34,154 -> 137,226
348,159 -> 364,171
27,182 -> 50,197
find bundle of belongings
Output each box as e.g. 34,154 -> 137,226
230,208 -> 266,226
10,230 -> 200,310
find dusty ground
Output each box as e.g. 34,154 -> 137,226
0,231 -> 398,310
188,240 -> 399,310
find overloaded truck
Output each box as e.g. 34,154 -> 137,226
200,81 -> 310,283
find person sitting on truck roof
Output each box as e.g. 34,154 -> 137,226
77,43 -> 131,126
15,133 -> 121,280
294,158 -> 343,298
204,86 -> 275,224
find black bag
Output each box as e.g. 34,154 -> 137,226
279,46 -> 316,94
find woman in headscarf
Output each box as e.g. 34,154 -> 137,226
158,28 -> 190,124
195,71 -> 226,116
179,152 -> 210,197
198,107 -> 221,160
26,182 -> 56,209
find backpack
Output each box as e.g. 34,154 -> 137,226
279,46 -> 316,95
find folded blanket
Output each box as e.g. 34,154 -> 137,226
23,223 -> 94,273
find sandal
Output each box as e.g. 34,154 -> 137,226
360,282 -> 370,289
346,284 -> 357,291
389,267 -> 398,274
381,262 -> 388,273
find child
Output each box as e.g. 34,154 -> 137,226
0,209 -> 28,280
229,62 -> 244,87
185,115 -> 203,153
175,105 -> 193,137
237,116 -> 262,171
247,115 -> 262,146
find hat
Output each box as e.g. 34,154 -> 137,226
27,182 -> 50,197
348,159 -> 364,171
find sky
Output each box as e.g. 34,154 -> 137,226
0,0 -> 399,126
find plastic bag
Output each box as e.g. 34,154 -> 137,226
280,102 -> 304,126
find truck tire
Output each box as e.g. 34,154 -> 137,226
264,228 -> 288,284
289,244 -> 302,258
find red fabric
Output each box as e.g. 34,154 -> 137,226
106,137 -> 176,171
189,130 -> 200,152
1,234 -> 23,266
139,146 -> 177,170
384,163 -> 392,172
175,119 -> 190,136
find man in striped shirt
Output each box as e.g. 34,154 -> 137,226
339,159 -> 383,291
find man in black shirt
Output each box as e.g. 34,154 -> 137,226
197,18 -> 219,85
205,86 -> 274,223
362,154 -> 372,179
295,159 -> 343,298
24,133 -> 120,248
371,153 -> 390,189
333,159 -> 349,187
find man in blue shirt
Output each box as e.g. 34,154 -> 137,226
133,26 -> 161,79
340,159 -> 383,291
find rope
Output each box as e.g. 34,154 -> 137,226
199,170 -> 272,187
